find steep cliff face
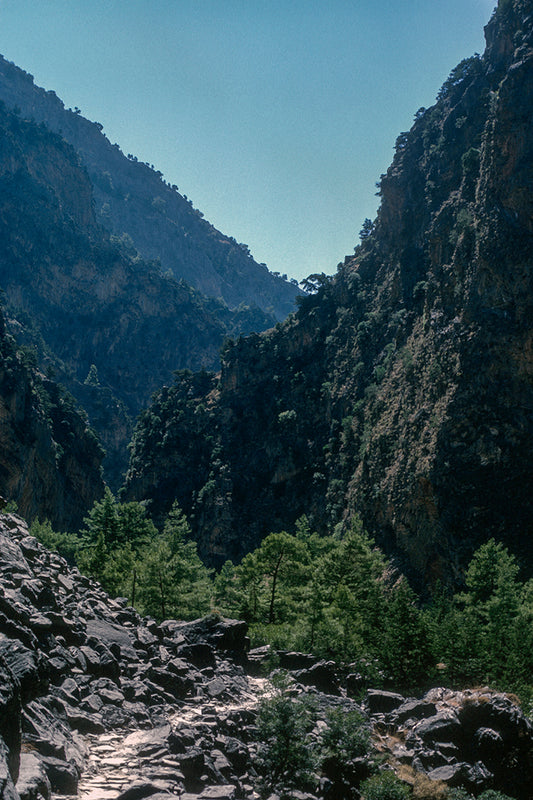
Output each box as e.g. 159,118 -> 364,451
125,0 -> 533,582
0,55 -> 301,320
0,312 -> 104,530
0,100 -> 279,490
336,0 -> 533,580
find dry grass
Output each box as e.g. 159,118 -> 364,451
412,772 -> 449,799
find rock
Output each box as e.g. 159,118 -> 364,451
178,747 -> 205,779
474,725 -> 503,758
97,686 -> 125,705
39,755 -> 79,794
166,617 -> 249,661
245,645 -> 271,676
15,751 -> 51,800
426,762 -> 468,786
464,760 -> 494,791
22,699 -> 83,766
85,619 -> 139,664
365,689 -> 405,714
0,647 -> 22,782
198,786 -> 236,800
80,640 -> 120,679
278,651 -> 318,670
210,749 -> 232,778
345,672 -> 365,697
0,634 -> 46,703
214,737 -> 249,775
176,643 -> 216,669
100,706 -> 131,729
293,661 -> 340,695
115,781 -> 172,800
392,699 -> 437,725
0,738 -> 19,800
64,709 -> 106,734
148,667 -> 194,699
205,678 -> 228,699
411,711 -> 462,744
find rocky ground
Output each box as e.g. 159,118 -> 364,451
0,512 -> 531,800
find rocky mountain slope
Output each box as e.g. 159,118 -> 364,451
0,97 -> 278,491
0,312 -> 103,532
124,0 -> 533,582
0,54 -> 301,321
0,512 -> 531,800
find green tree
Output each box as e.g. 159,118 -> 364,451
317,519 -> 386,660
29,518 -> 80,565
78,488 -> 156,595
234,531 -> 310,625
429,539 -> 531,690
81,486 -> 119,553
320,706 -> 370,761
84,364 -> 100,386
137,535 -> 174,619
137,502 -> 212,621
458,539 -> 521,683
213,560 -> 241,616
381,577 -> 433,687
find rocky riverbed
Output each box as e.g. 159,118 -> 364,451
0,513 -> 532,800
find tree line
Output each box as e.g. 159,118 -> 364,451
31,490 -> 533,705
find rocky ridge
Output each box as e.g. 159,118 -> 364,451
0,97 -> 276,491
0,512 -> 531,800
0,54 -> 301,321
124,0 -> 533,581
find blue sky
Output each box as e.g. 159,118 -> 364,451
0,0 -> 496,281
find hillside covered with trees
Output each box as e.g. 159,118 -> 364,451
124,0 -> 533,588
0,53 -> 301,320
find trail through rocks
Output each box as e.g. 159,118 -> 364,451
69,679 -> 266,800
0,515 -> 532,800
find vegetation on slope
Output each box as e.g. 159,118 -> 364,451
0,98 -> 281,492
0,309 -> 104,530
32,493 -> 533,708
123,0 -> 533,584
0,53 -> 302,319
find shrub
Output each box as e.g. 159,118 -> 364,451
360,771 -> 410,800
254,672 -> 318,797
320,706 -> 370,761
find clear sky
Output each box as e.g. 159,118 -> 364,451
0,0 -> 496,282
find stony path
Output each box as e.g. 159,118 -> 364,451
55,679 -> 266,800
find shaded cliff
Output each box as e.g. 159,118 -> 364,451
0,54 -> 301,320
0,100 -> 276,490
0,311 -> 104,531
124,0 -> 533,582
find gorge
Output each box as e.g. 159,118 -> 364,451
0,1 -> 532,797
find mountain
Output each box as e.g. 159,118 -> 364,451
0,54 -> 301,321
123,0 -> 533,584
0,309 -> 104,531
0,99 -> 276,490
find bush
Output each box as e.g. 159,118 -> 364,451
360,771 -> 410,800
320,706 -> 370,761
254,672 -> 317,797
